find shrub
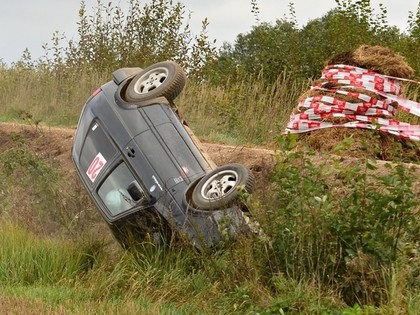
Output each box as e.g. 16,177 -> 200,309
265,134 -> 419,305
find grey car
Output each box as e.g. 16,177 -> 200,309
71,61 -> 254,249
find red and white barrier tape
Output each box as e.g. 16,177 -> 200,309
285,64 -> 420,141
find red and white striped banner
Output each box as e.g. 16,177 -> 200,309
285,64 -> 420,141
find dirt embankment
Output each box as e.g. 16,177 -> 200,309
0,122 -> 419,200
0,123 -> 277,196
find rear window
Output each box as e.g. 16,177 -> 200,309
158,124 -> 202,176
136,126 -> 204,184
80,120 -> 117,183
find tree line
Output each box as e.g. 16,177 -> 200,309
7,0 -> 420,85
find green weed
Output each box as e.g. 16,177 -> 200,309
264,134 -> 419,307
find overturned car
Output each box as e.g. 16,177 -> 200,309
71,61 -> 254,249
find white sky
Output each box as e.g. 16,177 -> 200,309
1,0 -> 419,64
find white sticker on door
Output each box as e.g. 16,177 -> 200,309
86,152 -> 107,182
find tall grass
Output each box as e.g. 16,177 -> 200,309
0,66 -> 308,144
0,67 -> 107,127
0,219 -> 343,314
0,220 -> 94,285
179,71 -> 310,144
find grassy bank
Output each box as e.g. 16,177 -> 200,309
2,217 -> 417,315
0,123 -> 418,314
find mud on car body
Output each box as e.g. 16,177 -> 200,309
71,61 -> 254,249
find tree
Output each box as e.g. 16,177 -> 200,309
40,0 -> 216,77
214,0 -> 409,84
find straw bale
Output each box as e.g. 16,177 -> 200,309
293,45 -> 419,162
326,45 -> 414,78
299,128 -> 419,161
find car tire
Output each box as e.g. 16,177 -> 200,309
124,61 -> 186,103
191,163 -> 253,210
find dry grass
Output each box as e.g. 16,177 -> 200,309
0,66 -> 310,145
178,72 -> 310,144
327,45 -> 414,78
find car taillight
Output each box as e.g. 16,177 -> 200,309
86,88 -> 102,103
92,88 -> 101,97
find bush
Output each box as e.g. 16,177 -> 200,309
265,134 -> 419,305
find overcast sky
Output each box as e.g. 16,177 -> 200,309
1,0 -> 419,65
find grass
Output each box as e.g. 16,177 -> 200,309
177,72 -> 311,144
1,220 -> 417,314
0,67 -> 107,128
0,222 -> 268,314
0,66 -> 309,145
0,221 -> 331,314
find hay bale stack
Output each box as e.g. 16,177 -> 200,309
294,45 -> 419,162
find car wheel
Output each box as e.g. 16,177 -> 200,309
191,163 -> 253,210
124,61 -> 186,103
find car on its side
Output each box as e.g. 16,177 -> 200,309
71,61 -> 254,249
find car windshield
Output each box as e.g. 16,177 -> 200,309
98,162 -> 147,216
80,120 -> 117,184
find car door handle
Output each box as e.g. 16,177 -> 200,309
126,146 -> 136,158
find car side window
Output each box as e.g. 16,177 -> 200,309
98,162 -> 146,216
80,120 -> 117,184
